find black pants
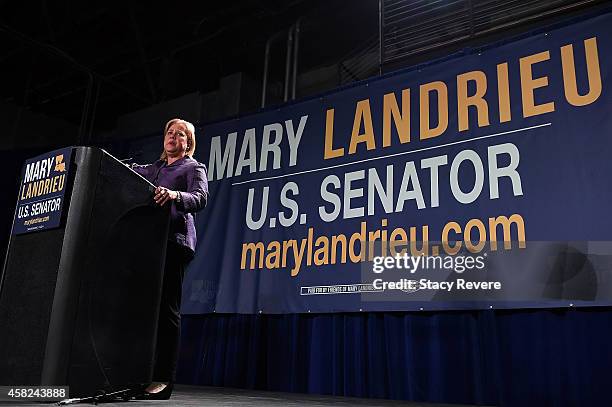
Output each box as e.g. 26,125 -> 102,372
152,242 -> 189,382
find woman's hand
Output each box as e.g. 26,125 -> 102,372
154,186 -> 179,206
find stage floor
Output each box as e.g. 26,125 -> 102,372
1,385 -> 488,406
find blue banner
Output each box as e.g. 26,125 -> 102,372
182,12 -> 612,313
12,147 -> 73,235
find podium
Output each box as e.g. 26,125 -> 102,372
0,147 -> 170,396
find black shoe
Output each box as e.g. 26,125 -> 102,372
134,382 -> 173,400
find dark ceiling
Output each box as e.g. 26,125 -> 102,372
0,0 -> 378,131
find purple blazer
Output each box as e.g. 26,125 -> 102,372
132,156 -> 209,255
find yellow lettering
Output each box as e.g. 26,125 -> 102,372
442,222 -> 462,255
42,178 -> 52,195
457,70 -> 490,131
561,37 -> 602,107
419,81 -> 448,139
489,214 -> 526,251
281,240 -> 292,268
464,219 -> 487,253
241,242 -> 265,269
497,62 -> 512,123
382,89 -> 410,147
349,221 -> 367,262
265,241 -> 281,269
389,228 -> 407,256
29,182 -> 37,199
520,51 -> 555,117
324,108 -> 344,159
348,99 -> 375,154
58,174 -> 65,191
331,234 -> 347,264
314,236 -> 329,266
409,225 -> 428,256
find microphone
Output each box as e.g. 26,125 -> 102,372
119,150 -> 143,165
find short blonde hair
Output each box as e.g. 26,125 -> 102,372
160,118 -> 197,160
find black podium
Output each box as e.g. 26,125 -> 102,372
0,147 -> 170,397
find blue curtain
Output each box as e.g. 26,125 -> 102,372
177,309 -> 612,407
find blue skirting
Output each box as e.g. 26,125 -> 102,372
177,309 -> 612,407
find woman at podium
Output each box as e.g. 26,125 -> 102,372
131,118 -> 209,399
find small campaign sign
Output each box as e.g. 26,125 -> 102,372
12,147 -> 73,235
